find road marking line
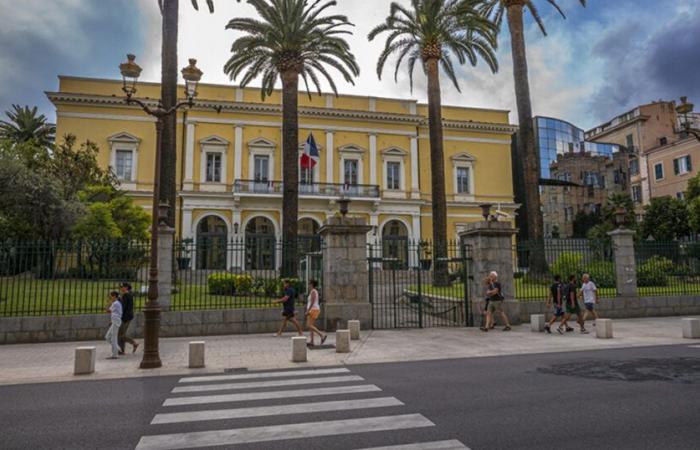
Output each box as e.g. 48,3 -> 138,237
178,367 -> 350,383
172,375 -> 364,393
136,414 -> 434,450
163,384 -> 382,407
357,439 -> 470,450
151,397 -> 403,424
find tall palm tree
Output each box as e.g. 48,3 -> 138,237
481,0 -> 586,269
0,105 -> 55,147
369,0 -> 498,285
224,0 -> 359,276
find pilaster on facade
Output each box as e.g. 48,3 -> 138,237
181,208 -> 194,239
325,130 -> 334,183
369,133 -> 378,186
410,136 -> 420,199
234,125 -> 243,181
183,122 -> 196,190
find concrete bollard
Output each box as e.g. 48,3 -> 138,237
682,318 -> 700,339
336,330 -> 351,353
530,314 -> 545,332
74,346 -> 96,375
292,336 -> 307,362
596,319 -> 613,339
348,320 -> 361,340
189,341 -> 205,368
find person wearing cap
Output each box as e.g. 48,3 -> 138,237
118,282 -> 138,354
483,271 -> 511,331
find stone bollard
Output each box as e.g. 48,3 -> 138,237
530,314 -> 545,332
336,330 -> 351,353
292,337 -> 307,362
74,346 -> 96,375
348,320 -> 361,340
189,341 -> 205,368
596,319 -> 613,339
682,318 -> 700,339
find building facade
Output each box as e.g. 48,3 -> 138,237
49,76 -> 517,269
647,136 -> 700,200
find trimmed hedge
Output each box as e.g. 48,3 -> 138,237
207,274 -> 305,297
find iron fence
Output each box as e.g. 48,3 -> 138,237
634,240 -> 700,296
0,240 -> 150,316
368,240 -> 473,328
514,239 -> 616,301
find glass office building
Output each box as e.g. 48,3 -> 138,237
535,116 -> 619,180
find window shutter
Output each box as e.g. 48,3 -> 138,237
674,158 -> 680,175
687,156 -> 692,172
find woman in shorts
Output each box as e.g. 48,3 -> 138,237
305,280 -> 327,346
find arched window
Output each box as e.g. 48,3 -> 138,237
196,216 -> 228,270
382,220 -> 409,269
245,216 -> 276,270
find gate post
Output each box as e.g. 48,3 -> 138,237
319,216 -> 373,331
157,225 -> 175,311
608,228 -> 638,298
459,221 -> 520,325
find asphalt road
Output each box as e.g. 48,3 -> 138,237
1,344 -> 699,450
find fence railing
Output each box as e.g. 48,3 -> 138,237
233,179 -> 380,198
514,239 -> 616,301
634,240 -> 700,296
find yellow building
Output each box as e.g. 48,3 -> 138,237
48,76 -> 516,268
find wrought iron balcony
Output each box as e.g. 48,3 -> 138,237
233,179 -> 380,198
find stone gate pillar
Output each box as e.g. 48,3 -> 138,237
157,225 -> 175,311
608,228 -> 638,298
459,221 -> 520,325
319,216 -> 372,331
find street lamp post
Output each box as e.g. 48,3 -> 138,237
119,54 -> 203,369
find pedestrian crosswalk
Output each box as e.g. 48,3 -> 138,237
135,367 -> 469,450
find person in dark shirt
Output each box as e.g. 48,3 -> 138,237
482,271 -> 511,332
273,280 -> 304,337
562,275 -> 588,334
117,282 -> 139,354
544,275 -> 568,334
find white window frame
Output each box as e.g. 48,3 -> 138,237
247,137 -> 276,194
199,135 -> 229,192
654,162 -> 664,181
338,145 -> 366,195
451,153 -> 476,201
675,154 -> 691,175
381,147 -> 407,198
108,132 -> 140,190
631,184 -> 642,203
205,152 -> 223,183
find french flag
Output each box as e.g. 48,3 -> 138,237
300,133 -> 320,169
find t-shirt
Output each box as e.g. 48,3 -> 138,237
563,283 -> 577,306
581,281 -> 597,304
120,291 -> 134,322
487,282 -> 503,301
550,282 -> 562,305
282,286 -> 296,313
109,300 -> 123,326
307,289 -> 320,311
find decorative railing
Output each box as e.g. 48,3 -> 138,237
233,180 -> 380,198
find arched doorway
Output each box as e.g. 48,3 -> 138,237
298,218 -> 321,254
245,216 -> 276,270
196,215 -> 228,270
382,220 -> 409,269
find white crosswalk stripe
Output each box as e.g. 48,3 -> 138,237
138,366 -> 469,449
171,374 -> 364,393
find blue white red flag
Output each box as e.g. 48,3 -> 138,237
300,133 -> 320,169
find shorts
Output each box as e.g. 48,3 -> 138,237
307,309 -> 320,321
282,310 -> 295,318
488,300 -> 504,313
566,303 -> 581,315
584,303 -> 595,311
553,306 -> 565,317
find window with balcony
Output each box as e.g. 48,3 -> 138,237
115,150 -> 133,182
254,155 -> 270,181
674,155 -> 692,175
654,162 -> 664,181
386,161 -> 401,190
206,153 -> 222,182
344,159 -> 359,185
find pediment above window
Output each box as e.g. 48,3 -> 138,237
337,144 -> 367,154
199,135 -> 229,146
108,132 -> 141,145
381,147 -> 408,158
248,137 -> 276,148
451,152 -> 476,163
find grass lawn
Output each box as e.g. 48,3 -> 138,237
0,278 -> 278,317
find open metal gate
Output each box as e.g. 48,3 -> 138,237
368,241 -> 473,329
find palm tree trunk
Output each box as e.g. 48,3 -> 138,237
160,0 -> 178,228
425,58 -> 449,286
281,70 -> 300,278
506,4 -> 547,272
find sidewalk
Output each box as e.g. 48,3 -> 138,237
0,316 -> 697,385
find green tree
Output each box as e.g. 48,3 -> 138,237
224,0 -> 359,276
640,197 -> 689,241
369,0 -> 498,284
572,210 -> 601,238
78,185 -> 151,241
73,203 -> 122,240
686,172 -> 700,233
586,193 -> 635,243
482,0 -> 586,261
0,105 -> 55,147
48,135 -> 116,201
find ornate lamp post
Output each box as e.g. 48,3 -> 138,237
676,97 -> 700,142
479,203 -> 493,221
613,206 -> 628,229
119,54 -> 203,369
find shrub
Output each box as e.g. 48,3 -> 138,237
550,252 -> 584,279
637,256 -> 673,287
586,261 -> 615,288
207,273 -> 236,295
233,274 -> 254,294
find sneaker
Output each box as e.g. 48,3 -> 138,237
480,327 -> 488,332
503,326 -> 511,331
321,335 -> 328,345
580,329 -> 589,334
566,327 -> 574,332
544,325 -> 552,334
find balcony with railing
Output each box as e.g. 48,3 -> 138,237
233,180 -> 380,198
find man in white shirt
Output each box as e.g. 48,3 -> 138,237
105,291 -> 123,359
579,273 -> 600,324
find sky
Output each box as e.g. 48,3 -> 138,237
0,0 -> 698,131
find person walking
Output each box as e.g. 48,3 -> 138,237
304,280 -> 327,346
273,279 -> 304,337
117,283 -> 138,354
580,273 -> 600,324
483,271 -> 511,332
562,274 -> 588,334
105,291 -> 122,359
479,276 -> 491,331
544,275 -> 568,334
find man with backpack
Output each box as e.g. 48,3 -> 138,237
562,274 -> 588,334
544,275 -> 568,334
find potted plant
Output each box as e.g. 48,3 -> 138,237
176,238 -> 193,270
419,241 -> 432,270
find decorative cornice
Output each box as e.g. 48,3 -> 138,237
47,92 -> 517,135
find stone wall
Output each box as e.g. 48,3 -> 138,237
0,308 -> 288,345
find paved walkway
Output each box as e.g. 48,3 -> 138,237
0,316 -> 698,385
